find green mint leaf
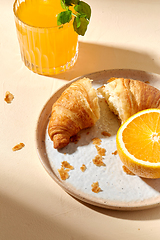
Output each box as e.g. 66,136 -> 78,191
57,0 -> 91,36
57,10 -> 72,26
74,1 -> 91,20
76,16 -> 81,28
62,0 -> 73,6
71,0 -> 79,4
61,0 -> 80,7
73,17 -> 89,36
78,13 -> 87,18
60,0 -> 68,10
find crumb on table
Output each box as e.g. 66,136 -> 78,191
12,143 -> 25,151
4,91 -> 14,103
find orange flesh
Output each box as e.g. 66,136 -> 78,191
122,112 -> 160,163
17,0 -> 63,27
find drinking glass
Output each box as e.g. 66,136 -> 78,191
13,0 -> 78,75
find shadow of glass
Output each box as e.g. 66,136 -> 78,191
51,41 -> 160,80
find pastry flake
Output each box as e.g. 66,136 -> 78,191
58,161 -> 74,180
95,145 -> 106,156
112,150 -> 118,155
4,91 -> 14,103
101,131 -> 111,137
12,143 -> 25,151
80,164 -> 87,172
91,181 -> 102,193
70,134 -> 80,144
58,167 -> 70,180
92,137 -> 101,146
92,155 -> 105,167
61,161 -> 74,170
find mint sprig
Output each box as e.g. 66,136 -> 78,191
57,0 -> 91,36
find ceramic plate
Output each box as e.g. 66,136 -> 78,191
36,69 -> 160,210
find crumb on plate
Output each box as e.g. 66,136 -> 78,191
112,150 -> 118,155
95,145 -> 106,156
92,155 -> 105,166
101,131 -> 111,137
58,161 -> 74,180
92,137 -> 101,146
58,167 -> 70,180
91,181 -> 102,193
61,161 -> 74,170
80,164 -> 86,172
70,134 -> 80,144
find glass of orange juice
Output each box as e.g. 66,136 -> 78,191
13,0 -> 78,75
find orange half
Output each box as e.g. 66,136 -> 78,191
116,109 -> 160,178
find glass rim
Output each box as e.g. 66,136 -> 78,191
13,0 -> 73,29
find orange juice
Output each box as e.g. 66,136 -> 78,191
13,0 -> 78,75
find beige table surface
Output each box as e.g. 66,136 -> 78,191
1,0 -> 160,239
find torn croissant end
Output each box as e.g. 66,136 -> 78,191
98,78 -> 160,123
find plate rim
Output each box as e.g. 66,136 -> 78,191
35,68 -> 160,211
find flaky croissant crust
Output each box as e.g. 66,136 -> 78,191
98,78 -> 160,123
48,78 -> 100,149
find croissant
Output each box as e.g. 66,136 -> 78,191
48,78 -> 100,149
98,78 -> 160,123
